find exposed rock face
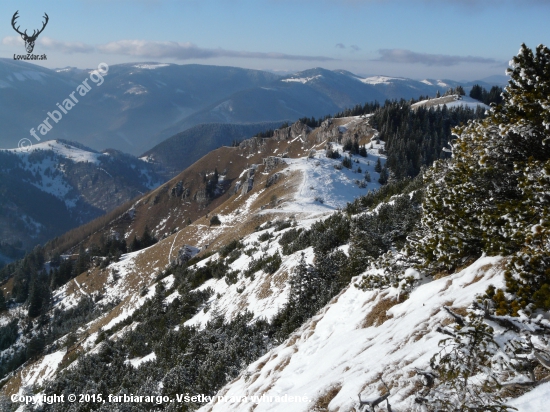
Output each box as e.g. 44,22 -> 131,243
238,137 -> 263,151
170,181 -> 189,198
262,156 -> 286,172
175,245 -> 200,266
194,189 -> 209,205
241,168 -> 256,194
233,181 -> 242,195
266,173 -> 281,188
315,119 -> 341,143
273,120 -> 311,141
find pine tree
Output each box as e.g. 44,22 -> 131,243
140,226 -> 156,249
411,44 -> 550,312
427,312 -> 513,411
129,235 -> 140,252
470,84 -> 483,101
0,289 -> 6,312
378,166 -> 389,185
364,171 -> 371,182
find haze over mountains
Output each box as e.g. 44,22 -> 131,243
0,59 -> 504,156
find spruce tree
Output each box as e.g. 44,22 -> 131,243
0,289 -> 6,312
411,44 -> 550,312
469,84 -> 483,101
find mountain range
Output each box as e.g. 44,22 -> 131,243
0,59 -> 504,156
0,140 -> 164,264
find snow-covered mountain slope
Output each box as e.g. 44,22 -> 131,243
6,140 -> 103,165
0,139 -> 164,255
198,256 -> 507,412
4,105 -> 546,411
0,116 -> 382,395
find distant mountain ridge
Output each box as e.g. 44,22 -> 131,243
0,140 -> 164,261
142,121 -> 290,175
0,59 -> 503,155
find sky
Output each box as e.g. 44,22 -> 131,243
1,0 -> 549,81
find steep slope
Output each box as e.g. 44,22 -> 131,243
0,140 -> 164,259
199,256 -> 508,412
3,54 -> 548,412
0,116 -> 382,398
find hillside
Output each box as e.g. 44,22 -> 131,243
1,44 -> 549,412
0,140 -> 164,263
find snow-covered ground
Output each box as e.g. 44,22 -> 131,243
199,256 -> 510,412
508,382 -> 550,411
411,95 -> 489,111
1,139 -> 162,206
280,138 -> 384,213
4,140 -> 103,164
281,75 -> 322,84
358,75 -> 407,85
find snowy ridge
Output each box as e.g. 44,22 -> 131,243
4,140 -> 103,164
411,95 -> 489,111
133,64 -> 171,70
420,79 -> 450,87
280,140 -> 384,213
1,139 -> 162,208
281,75 -> 322,84
358,75 -> 407,85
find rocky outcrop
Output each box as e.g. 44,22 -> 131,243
273,121 -> 311,141
315,118 -> 341,143
174,245 -> 200,266
170,181 -> 190,199
262,156 -> 286,172
238,136 -> 263,151
194,189 -> 209,205
266,173 -> 281,188
241,168 -> 256,195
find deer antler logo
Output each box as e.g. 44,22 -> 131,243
11,11 -> 49,54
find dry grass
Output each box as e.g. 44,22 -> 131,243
454,257 -> 478,274
411,331 -> 427,342
361,294 -> 406,328
451,306 -> 469,317
274,356 -> 292,373
256,276 -> 274,299
464,273 -> 485,286
308,384 -> 342,412
285,334 -> 300,348
309,319 -> 320,332
1,277 -> 14,297
2,370 -> 22,397
433,270 -> 451,280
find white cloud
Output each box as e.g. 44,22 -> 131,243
38,37 -> 95,54
2,36 -> 24,47
97,40 -> 336,61
376,49 -> 498,66
2,36 -> 94,54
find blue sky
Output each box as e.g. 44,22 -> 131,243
1,0 -> 549,80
